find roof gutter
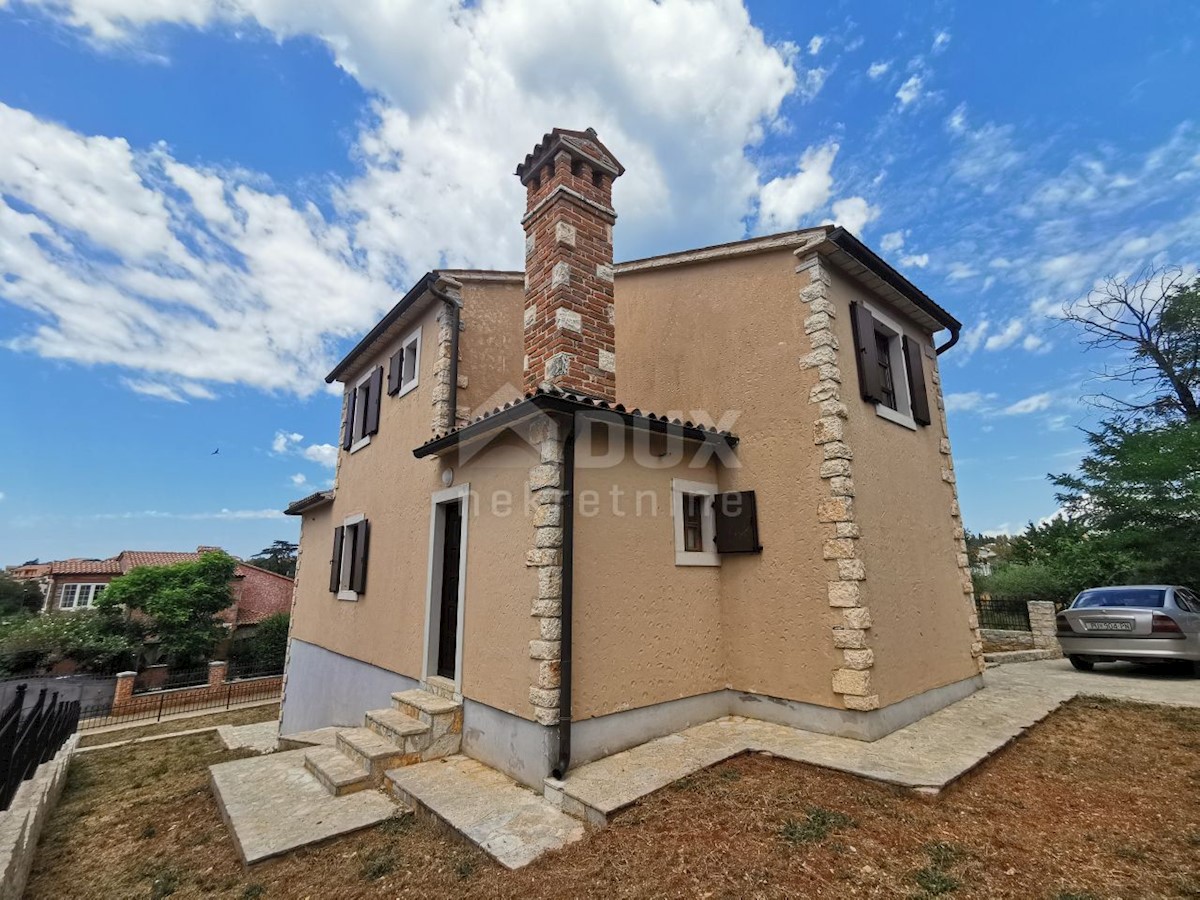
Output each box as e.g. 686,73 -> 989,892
824,227 -> 963,355
326,272 -> 436,384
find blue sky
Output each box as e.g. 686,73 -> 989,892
1,0 -> 1197,564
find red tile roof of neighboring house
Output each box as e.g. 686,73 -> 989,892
47,547 -> 293,625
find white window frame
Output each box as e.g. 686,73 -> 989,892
860,300 -> 917,432
394,326 -> 421,400
348,371 -> 375,455
337,512 -> 366,601
672,478 -> 720,567
59,582 -> 106,611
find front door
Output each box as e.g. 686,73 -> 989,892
436,499 -> 463,679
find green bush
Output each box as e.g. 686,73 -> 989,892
0,610 -> 139,676
228,613 -> 289,671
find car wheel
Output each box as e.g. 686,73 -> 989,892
1069,655 -> 1094,672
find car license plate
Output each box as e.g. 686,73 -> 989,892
1083,620 -> 1134,632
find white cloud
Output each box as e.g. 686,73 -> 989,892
757,142 -> 839,232
867,61 -> 890,79
943,106 -> 1022,191
896,74 -> 924,108
899,253 -> 929,268
807,35 -> 824,55
944,391 -> 989,413
984,318 -> 1024,350
946,262 -> 978,282
302,443 -> 338,468
932,30 -> 951,52
290,473 -> 308,487
797,67 -> 829,102
1022,333 -> 1049,353
880,230 -> 905,253
829,196 -> 880,235
1,1 -> 802,396
273,430 -> 338,468
1002,392 -> 1054,415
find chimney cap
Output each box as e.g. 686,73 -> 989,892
515,127 -> 624,185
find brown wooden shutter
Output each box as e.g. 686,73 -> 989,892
364,367 -> 383,436
341,390 -> 357,450
850,302 -> 883,404
387,350 -> 402,396
713,491 -> 762,554
351,520 -> 370,593
902,335 -> 931,426
329,525 -> 344,593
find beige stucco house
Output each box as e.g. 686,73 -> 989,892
281,127 -> 984,790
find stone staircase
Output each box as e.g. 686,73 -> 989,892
303,686 -> 463,796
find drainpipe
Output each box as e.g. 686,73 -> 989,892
935,322 -> 961,356
428,279 -> 462,430
551,416 -> 577,780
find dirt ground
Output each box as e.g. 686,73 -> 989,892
27,697 -> 1200,899
77,703 -> 279,748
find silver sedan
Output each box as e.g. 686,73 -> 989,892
1056,585 -> 1200,674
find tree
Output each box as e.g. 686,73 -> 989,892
97,550 -> 237,667
249,540 -> 299,577
0,610 -> 139,676
229,612 -> 289,672
0,573 -> 44,617
1061,267 -> 1200,424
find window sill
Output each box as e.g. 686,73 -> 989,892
395,379 -> 418,400
349,435 -> 372,454
875,404 -> 917,431
675,551 -> 721,567
336,590 -> 359,602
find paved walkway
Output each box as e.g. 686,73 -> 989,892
549,659 -> 1199,823
218,720 -> 279,754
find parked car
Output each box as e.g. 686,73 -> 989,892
1056,585 -> 1200,675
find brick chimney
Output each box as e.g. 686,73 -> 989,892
517,127 -> 624,401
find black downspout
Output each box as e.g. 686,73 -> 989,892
429,282 -> 462,429
552,416 -> 577,780
935,323 -> 960,356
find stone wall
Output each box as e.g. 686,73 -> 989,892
980,628 -> 1035,652
0,734 -> 77,900
979,600 -> 1062,656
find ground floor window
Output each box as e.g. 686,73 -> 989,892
59,583 -> 106,610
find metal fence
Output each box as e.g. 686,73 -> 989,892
78,675 -> 280,731
226,659 -> 284,681
975,596 -> 1032,631
0,685 -> 80,811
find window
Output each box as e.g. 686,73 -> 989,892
874,330 -> 897,411
59,583 -> 106,610
850,301 -> 932,430
342,366 -> 383,453
331,515 -> 370,600
387,327 -> 421,399
682,493 -> 704,552
672,479 -> 719,566
1072,588 -> 1165,609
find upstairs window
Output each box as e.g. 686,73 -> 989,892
59,583 -> 106,610
330,515 -> 370,600
342,366 -> 383,453
672,479 -> 719,566
682,493 -> 705,552
851,301 -> 931,430
387,327 -> 421,399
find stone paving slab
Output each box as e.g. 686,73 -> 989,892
387,755 -> 585,869
210,748 -> 396,864
218,721 -> 279,754
553,659 -> 1199,822
278,726 -> 340,750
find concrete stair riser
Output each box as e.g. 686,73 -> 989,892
363,710 -> 430,750
336,729 -> 415,782
303,748 -> 370,796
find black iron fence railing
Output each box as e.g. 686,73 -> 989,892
226,659 -> 285,681
79,675 -> 281,731
975,597 -> 1032,631
0,684 -> 80,811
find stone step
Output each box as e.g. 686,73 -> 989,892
422,675 -> 458,701
391,689 -> 461,727
336,728 -> 414,779
364,708 -> 430,751
303,746 -> 370,797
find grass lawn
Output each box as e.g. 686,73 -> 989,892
27,697 -> 1200,899
77,703 -> 279,748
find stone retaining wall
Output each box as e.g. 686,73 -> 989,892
0,734 -> 77,900
981,628 -> 1035,652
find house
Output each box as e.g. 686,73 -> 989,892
281,127 -> 983,791
3,563 -> 52,600
43,547 -> 293,640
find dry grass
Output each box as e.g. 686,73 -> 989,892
28,698 -> 1200,899
77,703 -> 279,748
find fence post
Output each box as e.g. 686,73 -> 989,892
1026,600 -> 1062,655
208,660 -> 228,687
226,683 -> 232,711
113,671 -> 136,711
157,692 -> 165,723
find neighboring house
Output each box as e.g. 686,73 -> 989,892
282,127 -> 984,790
44,547 -> 293,636
4,563 -> 52,600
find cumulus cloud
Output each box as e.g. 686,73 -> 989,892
984,319 -> 1024,350
272,430 -> 338,468
757,142 -> 839,232
290,473 -> 307,487
867,61 -> 890,79
880,230 -> 905,253
932,30 -> 951,52
829,196 -> 880,235
899,253 -> 929,268
944,391 -> 990,413
807,35 -> 824,55
896,74 -> 924,108
302,444 -> 338,468
2,0 -> 804,396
